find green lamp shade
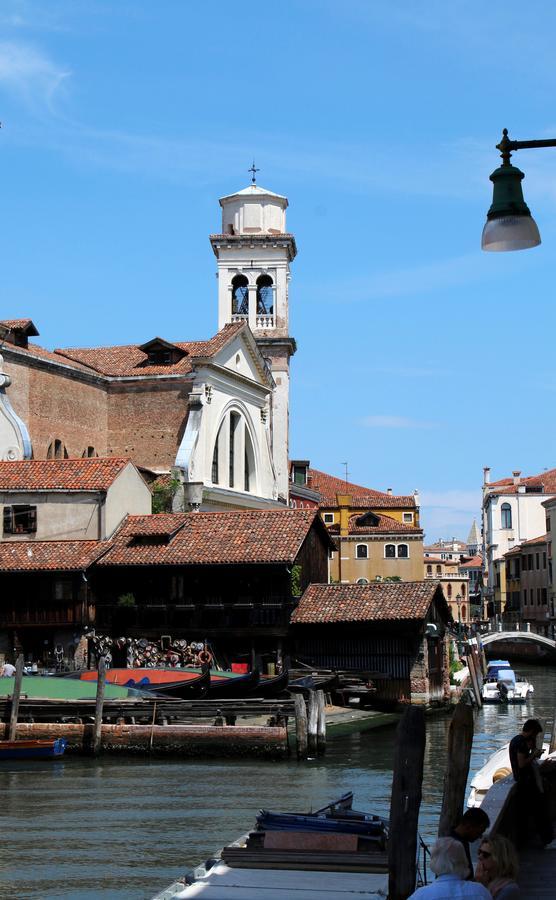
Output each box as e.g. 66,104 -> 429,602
482,161 -> 541,252
481,214 -> 541,252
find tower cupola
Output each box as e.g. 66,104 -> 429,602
219,184 -> 288,236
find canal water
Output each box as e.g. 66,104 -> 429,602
2,664 -> 555,900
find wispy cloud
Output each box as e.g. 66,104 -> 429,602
0,40 -> 70,111
359,415 -> 436,429
419,488 -> 481,542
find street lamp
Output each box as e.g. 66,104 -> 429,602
481,128 -> 556,252
455,593 -> 462,635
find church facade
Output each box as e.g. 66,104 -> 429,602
0,182 -> 297,510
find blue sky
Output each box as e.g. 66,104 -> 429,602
2,1 -> 556,541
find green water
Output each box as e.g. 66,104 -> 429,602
1,664 -> 555,899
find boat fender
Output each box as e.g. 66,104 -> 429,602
198,649 -> 212,665
493,767 -> 511,783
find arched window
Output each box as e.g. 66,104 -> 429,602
231,274 -> 249,316
447,583 -> 452,598
356,544 -> 368,559
397,544 -> 409,558
82,446 -> 97,458
427,565 -> 432,575
461,604 -> 467,620
356,578 -> 369,585
211,422 -> 224,484
436,565 -> 441,575
244,424 -> 255,492
385,544 -> 396,558
501,503 -> 512,529
461,583 -> 466,598
256,274 -> 274,315
47,439 -> 68,460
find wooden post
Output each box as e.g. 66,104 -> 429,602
149,701 -> 157,752
7,655 -> 24,741
388,706 -> 426,900
438,701 -> 474,837
294,693 -> 308,759
316,689 -> 326,755
307,690 -> 318,756
92,656 -> 106,756
467,651 -> 482,708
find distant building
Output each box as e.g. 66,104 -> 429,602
482,466 -> 556,615
424,537 -> 467,561
503,535 -> 550,633
289,464 -> 423,583
466,519 -> 482,557
423,555 -> 470,627
458,555 -> 483,617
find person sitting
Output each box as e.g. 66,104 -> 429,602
450,807 -> 491,878
1,661 -> 16,677
408,837 -> 491,898
475,834 -> 520,898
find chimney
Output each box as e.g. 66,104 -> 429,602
387,487 -> 393,495
513,470 -> 521,485
483,467 -> 491,485
336,493 -> 352,537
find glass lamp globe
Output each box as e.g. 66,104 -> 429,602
481,214 -> 541,252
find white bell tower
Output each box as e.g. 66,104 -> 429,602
210,177 -> 297,502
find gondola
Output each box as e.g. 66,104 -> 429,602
207,667 -> 260,698
79,666 -> 210,699
288,672 -> 339,694
253,668 -> 289,698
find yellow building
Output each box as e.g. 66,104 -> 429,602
289,466 -> 423,583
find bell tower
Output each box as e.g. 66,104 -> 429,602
210,179 -> 297,501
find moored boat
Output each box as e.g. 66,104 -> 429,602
0,738 -> 67,760
481,659 -> 534,703
467,739 -> 549,808
207,667 -> 260,698
151,792 -> 389,899
79,666 -> 211,699
0,676 -> 135,701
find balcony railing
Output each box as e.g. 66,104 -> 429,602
425,572 -> 470,580
256,314 -> 275,329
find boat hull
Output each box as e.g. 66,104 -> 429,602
0,738 -> 67,760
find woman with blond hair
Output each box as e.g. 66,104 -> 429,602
475,834 -> 520,899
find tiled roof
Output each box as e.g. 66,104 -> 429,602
328,512 -> 422,535
291,581 -> 448,625
458,555 -> 483,568
488,468 -> 556,496
54,323 -> 245,377
0,540 -> 106,572
97,508 -> 328,567
0,318 -> 39,335
0,458 -> 133,491
307,468 -> 416,509
521,533 -> 548,546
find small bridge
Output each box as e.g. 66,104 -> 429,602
480,628 -> 556,663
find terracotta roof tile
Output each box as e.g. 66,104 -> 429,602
53,323 -> 245,377
488,468 -> 556,495
0,458 -> 133,491
459,555 -> 483,568
0,540 -> 106,572
291,581 -> 447,624
306,468 -> 417,509
328,512 -> 422,535
97,508 -> 328,567
423,555 -> 459,566
0,318 -> 39,335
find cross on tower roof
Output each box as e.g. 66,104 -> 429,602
248,161 -> 260,184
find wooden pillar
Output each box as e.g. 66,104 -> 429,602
294,693 -> 308,759
466,651 -> 482,708
438,701 -> 474,837
316,689 -> 326,755
7,655 -> 24,741
388,706 -> 426,900
307,690 -> 318,756
92,656 -> 106,756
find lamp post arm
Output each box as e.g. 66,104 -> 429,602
497,128 -> 556,165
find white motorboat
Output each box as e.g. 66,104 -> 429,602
481,659 -> 534,703
467,739 -> 549,808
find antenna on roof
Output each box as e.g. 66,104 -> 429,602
248,160 -> 260,184
342,462 -> 349,488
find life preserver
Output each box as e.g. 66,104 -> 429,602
198,649 -> 212,665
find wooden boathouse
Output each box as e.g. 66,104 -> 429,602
290,581 -> 451,706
